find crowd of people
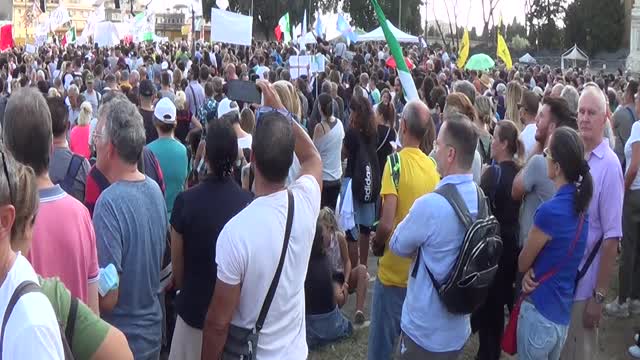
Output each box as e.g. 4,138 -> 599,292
0,36 -> 636,360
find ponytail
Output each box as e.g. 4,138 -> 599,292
574,160 -> 593,214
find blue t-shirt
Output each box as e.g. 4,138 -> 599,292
147,137 -> 189,216
530,184 -> 588,325
94,177 -> 167,359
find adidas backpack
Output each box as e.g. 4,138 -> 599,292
412,183 -> 503,315
351,135 -> 380,204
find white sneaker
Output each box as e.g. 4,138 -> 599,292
630,299 -> 640,315
630,345 -> 640,358
604,297 -> 630,318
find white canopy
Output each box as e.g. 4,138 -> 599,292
561,44 -> 589,70
358,20 -> 419,43
297,32 -> 317,46
518,53 -> 536,64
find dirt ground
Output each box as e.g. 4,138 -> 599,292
309,256 -> 636,360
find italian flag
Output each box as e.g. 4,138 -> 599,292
370,0 -> 419,102
274,13 -> 291,43
61,26 -> 76,46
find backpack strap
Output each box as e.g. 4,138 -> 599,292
255,190 -> 294,332
626,106 -> 636,123
388,152 -> 401,191
61,155 -> 84,193
576,236 -> 604,286
0,281 -> 41,359
65,297 -> 78,347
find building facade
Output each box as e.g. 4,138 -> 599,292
12,0 -> 95,41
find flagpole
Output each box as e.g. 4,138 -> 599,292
398,0 -> 401,30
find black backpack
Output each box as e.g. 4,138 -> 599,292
57,155 -> 84,196
412,183 -> 502,315
0,281 -> 76,359
351,135 -> 380,204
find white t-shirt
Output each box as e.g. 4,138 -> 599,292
625,121 -> 640,190
216,175 -> 321,360
237,135 -> 252,152
0,254 -> 64,359
520,123 -> 538,159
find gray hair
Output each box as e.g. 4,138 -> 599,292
121,70 -> 130,81
403,100 -> 429,139
321,80 -> 332,94
99,97 -> 146,165
453,80 -> 476,105
475,96 -> 495,125
130,70 -> 140,82
68,84 -> 79,96
561,85 -> 580,114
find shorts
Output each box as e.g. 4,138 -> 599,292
341,178 -> 376,242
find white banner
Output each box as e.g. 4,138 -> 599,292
49,5 -> 71,30
35,21 -> 49,36
210,8 -> 252,46
289,55 -> 325,79
94,21 -> 120,47
25,44 -> 36,53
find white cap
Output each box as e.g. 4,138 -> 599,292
217,98 -> 239,119
161,61 -> 168,70
154,98 -> 177,124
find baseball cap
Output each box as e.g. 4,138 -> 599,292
139,79 -> 156,97
217,98 -> 239,119
154,98 -> 177,124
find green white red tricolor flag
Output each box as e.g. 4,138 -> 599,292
370,0 -> 419,102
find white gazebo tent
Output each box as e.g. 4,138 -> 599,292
358,20 -> 419,43
518,53 -> 537,64
561,44 -> 589,70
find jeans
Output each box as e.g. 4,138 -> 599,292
620,189 -> 640,301
306,306 -> 353,350
367,279 -> 407,360
396,332 -> 462,360
517,301 -> 568,360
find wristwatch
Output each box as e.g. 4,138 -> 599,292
593,290 -> 606,304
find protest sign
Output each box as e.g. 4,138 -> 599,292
210,8 -> 252,46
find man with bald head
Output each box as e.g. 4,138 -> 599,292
560,86 -> 623,360
368,100 -> 440,360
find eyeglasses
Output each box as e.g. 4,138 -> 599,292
1,150 -> 13,206
543,147 -> 554,161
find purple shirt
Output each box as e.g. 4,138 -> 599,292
575,139 -> 623,301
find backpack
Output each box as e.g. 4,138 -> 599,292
411,183 -> 502,315
0,281 -> 76,359
57,155 -> 84,196
388,152 -> 437,191
352,135 -> 380,204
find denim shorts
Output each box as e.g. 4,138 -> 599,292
340,178 -> 377,241
306,306 -> 353,350
516,300 -> 569,360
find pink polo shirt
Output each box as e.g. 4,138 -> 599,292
27,185 -> 99,303
575,139 -> 624,301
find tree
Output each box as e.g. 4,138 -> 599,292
506,17 -> 527,39
469,27 -> 479,40
525,0 -> 568,49
481,0 -> 501,43
202,0 -> 341,39
565,0 -> 624,54
345,0 -> 422,34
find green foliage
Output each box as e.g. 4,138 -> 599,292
510,35 -> 530,51
526,0 -> 568,49
564,0 -> 624,53
342,0 -> 422,34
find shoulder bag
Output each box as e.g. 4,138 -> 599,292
502,214 -> 585,355
222,190 -> 294,359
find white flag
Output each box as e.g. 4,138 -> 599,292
49,5 -> 71,30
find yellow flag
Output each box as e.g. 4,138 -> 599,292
497,33 -> 513,70
457,29 -> 469,69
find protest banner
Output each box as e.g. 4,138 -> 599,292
210,8 -> 252,46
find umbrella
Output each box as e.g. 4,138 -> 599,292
464,53 -> 495,71
386,56 -> 415,70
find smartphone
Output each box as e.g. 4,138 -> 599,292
226,79 -> 262,105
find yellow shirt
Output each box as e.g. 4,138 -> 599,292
378,147 -> 440,287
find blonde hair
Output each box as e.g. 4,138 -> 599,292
47,88 -> 61,98
175,91 -> 187,111
505,81 -> 524,130
475,96 -> 495,126
285,81 -> 302,120
173,69 -> 183,89
10,163 -> 38,245
273,81 -> 294,115
77,101 -> 92,126
318,207 -> 342,236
